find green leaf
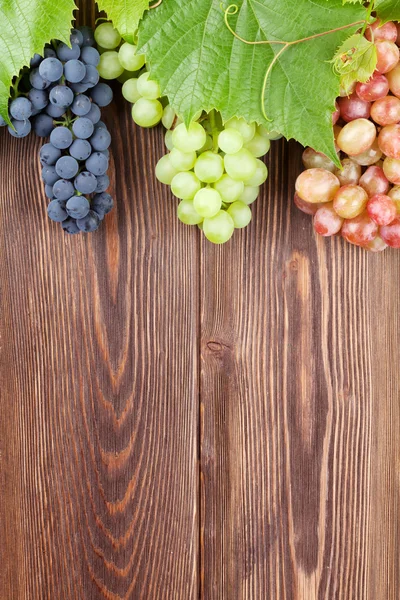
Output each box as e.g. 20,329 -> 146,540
331,34 -> 377,91
96,0 -> 149,43
139,0 -> 366,165
375,0 -> 400,23
0,0 -> 76,123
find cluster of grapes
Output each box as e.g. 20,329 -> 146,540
0,26 -> 114,234
295,18 -> 400,251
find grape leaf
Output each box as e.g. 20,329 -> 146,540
375,0 -> 400,23
331,34 -> 377,91
0,0 -> 76,123
139,0 -> 367,164
96,0 -> 149,43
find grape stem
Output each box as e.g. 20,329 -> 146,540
150,0 -> 163,8
209,109 -> 220,152
224,2 -> 370,122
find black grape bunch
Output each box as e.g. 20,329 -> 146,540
0,26 -> 114,234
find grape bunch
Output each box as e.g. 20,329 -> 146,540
294,18 -> 400,251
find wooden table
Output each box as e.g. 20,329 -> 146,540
1,51 -> 400,600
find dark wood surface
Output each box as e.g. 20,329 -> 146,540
1,37 -> 400,600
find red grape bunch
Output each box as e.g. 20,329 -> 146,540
294,18 -> 400,251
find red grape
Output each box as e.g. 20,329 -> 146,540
365,19 -> 397,43
380,216 -> 400,247
378,123 -> 400,158
293,192 -> 320,215
351,139 -> 382,166
341,212 -> 378,246
313,203 -> 343,236
295,168 -> 340,204
356,73 -> 389,102
386,64 -> 400,97
367,193 -> 397,225
337,93 -> 370,122
375,40 -> 400,74
334,158 -> 361,186
333,184 -> 368,218
337,119 -> 376,155
383,156 -> 400,184
370,95 -> 400,125
302,147 -> 336,172
359,165 -> 390,196
365,236 -> 388,252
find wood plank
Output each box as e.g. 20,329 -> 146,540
200,139 -> 400,599
0,94 -> 199,598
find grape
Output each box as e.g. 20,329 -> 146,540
302,147 -> 336,172
224,117 -> 255,143
334,158 -> 361,186
339,81 -> 356,97
365,19 -> 397,42
0,114 -> 7,126
226,201 -> 252,228
171,172 -> 201,200
46,103 -> 66,118
351,140 -> 382,166
337,93 -> 371,122
333,185 -> 368,219
57,42 -> 80,61
78,25 -> 95,47
44,48 -> 56,59
341,213 -> 378,246
80,46 -> 100,67
238,186 -> 260,205
74,171 -> 97,194
85,152 -> 109,175
85,102 -> 101,124
72,117 -> 94,140
380,216 -> 400,247
336,119 -> 376,155
32,114 -> 54,137
244,132 -> 271,157
162,105 -> 176,130
45,184 -> 55,199
383,157 -> 400,184
62,218 -> 80,234
378,124 -> 400,159
169,148 -> 196,171
294,192 -> 320,215
388,185 -> 400,212
69,140 -> 91,163
359,166 -> 389,196
313,203 -> 343,236
246,159 -> 268,187
356,73 -> 389,102
30,53 -> 42,68
122,78 -> 141,103
131,98 -> 163,127
9,97 -> 32,120
295,168 -> 340,204
49,85 -> 74,108
39,57 -> 63,82
195,152 -> 224,183
71,94 -> 91,116
370,96 -> 400,126
365,236 -> 388,252
53,179 -> 74,201
40,143 -> 61,166
136,72 -> 161,100
177,200 -> 203,225
375,40 -> 399,73
70,28 -> 84,47
28,89 -> 48,111
94,23 -> 121,50
90,83 -> 113,107
386,64 -> 400,97
64,59 -> 86,83
95,121 -> 107,130
94,174 -> 110,193
77,210 -> 101,232
211,175 -> 242,203
118,43 -> 145,71
50,126 -> 73,149
218,128 -> 243,154
47,199 -> 68,222
66,195 -> 90,219
224,148 -> 257,182
68,82 -> 90,94
193,187 -> 222,218
29,68 -> 50,90
98,51 -> 124,80
259,127 -> 282,140
55,156 -> 79,179
8,119 -> 31,138
203,210 -> 235,244
90,127 -> 111,151
164,130 -> 174,151
367,194 -> 397,226
155,154 -> 180,185
81,65 -> 99,88
172,122 -> 207,153
92,192 -> 113,216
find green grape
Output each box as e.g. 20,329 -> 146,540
258,125 -> 282,140
169,148 -> 196,171
137,72 -> 161,100
172,122 -> 207,152
244,132 -> 271,157
164,130 -> 174,150
94,22 -> 121,50
225,117 -> 256,143
203,210 -> 235,244
122,78 -> 141,103
193,187 -> 222,218
193,110 -> 203,122
224,148 -> 257,182
117,70 -> 135,84
171,172 -> 202,200
98,51 -> 124,80
118,43 -> 146,71
162,105 -> 176,129
227,201 -> 252,228
131,98 -> 163,127
239,186 -> 259,205
199,134 -> 213,153
213,174 -> 244,203
246,159 -> 268,187
218,128 -> 243,154
197,222 -> 203,230
194,151 -> 224,183
177,200 -> 203,225
155,154 -> 180,185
